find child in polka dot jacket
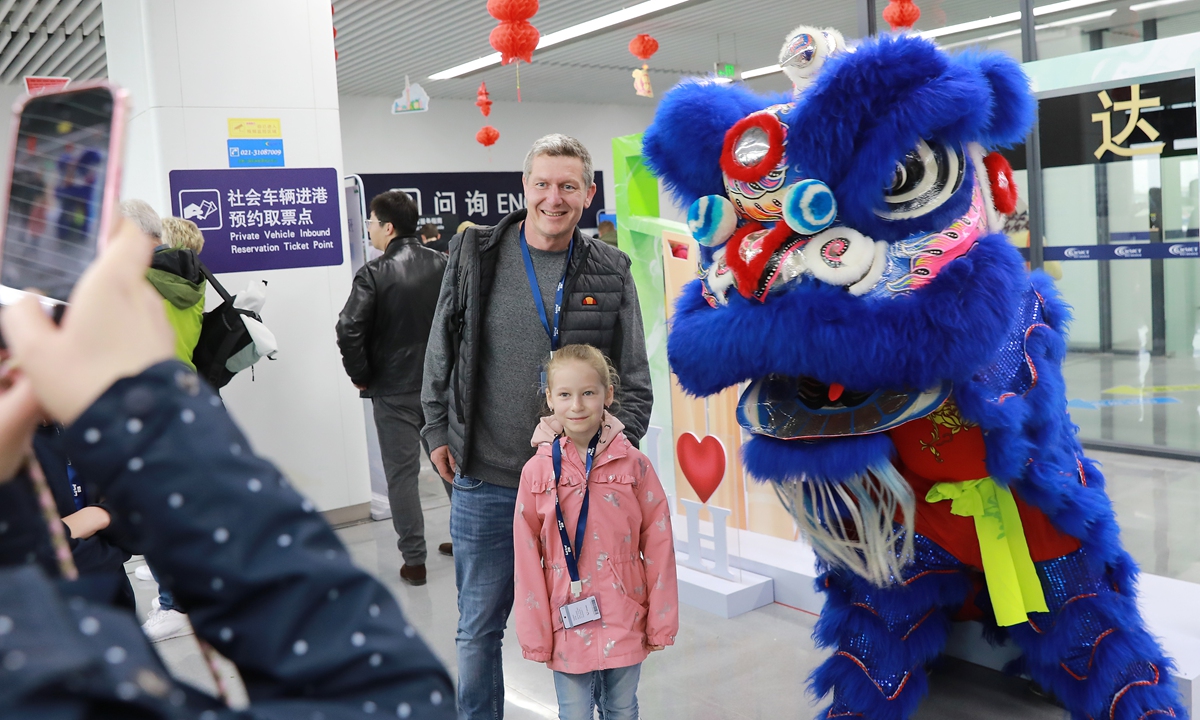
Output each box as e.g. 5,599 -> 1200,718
514,345 -> 678,720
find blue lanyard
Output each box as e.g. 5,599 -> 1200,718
552,428 -> 602,597
519,224 -> 573,352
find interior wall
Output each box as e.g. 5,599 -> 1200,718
337,95 -> 670,221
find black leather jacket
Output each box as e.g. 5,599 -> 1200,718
336,236 -> 447,397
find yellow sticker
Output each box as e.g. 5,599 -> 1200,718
227,118 -> 281,138
1104,384 -> 1200,395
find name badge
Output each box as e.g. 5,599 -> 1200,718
559,596 -> 602,629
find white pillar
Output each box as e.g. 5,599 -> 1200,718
102,0 -> 370,520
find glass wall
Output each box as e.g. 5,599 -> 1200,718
1008,77 -> 1199,452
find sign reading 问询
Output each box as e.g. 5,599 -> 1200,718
358,171 -> 606,229
168,167 -> 343,273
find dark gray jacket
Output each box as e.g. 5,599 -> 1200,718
421,209 -> 652,477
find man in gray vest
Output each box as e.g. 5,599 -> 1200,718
422,134 -> 652,720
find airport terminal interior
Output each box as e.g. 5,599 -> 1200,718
0,0 -> 1198,718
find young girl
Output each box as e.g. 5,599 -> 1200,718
514,344 -> 678,720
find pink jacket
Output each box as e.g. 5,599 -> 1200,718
514,413 -> 679,673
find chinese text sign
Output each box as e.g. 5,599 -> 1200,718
169,167 -> 343,273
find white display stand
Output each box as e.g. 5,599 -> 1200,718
673,514 -> 1198,712
675,552 -> 774,619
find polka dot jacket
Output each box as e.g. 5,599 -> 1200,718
0,361 -> 455,719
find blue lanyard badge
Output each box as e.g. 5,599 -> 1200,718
552,428 -> 602,598
519,224 -> 573,354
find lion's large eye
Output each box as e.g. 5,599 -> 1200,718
877,140 -> 965,220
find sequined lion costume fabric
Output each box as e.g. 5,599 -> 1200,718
644,27 -> 1188,720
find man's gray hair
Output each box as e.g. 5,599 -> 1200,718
523,133 -> 594,189
119,199 -> 162,239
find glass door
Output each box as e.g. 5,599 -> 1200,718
1009,71 -> 1199,452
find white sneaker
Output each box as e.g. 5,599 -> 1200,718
151,597 -> 160,611
141,608 -> 193,643
134,565 -> 155,582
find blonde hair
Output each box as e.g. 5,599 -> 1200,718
545,344 -> 618,403
161,217 -> 205,254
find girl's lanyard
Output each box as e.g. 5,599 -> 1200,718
520,224 -> 574,355
552,428 -> 602,598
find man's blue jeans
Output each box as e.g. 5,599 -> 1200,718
553,664 -> 642,720
450,474 -> 519,720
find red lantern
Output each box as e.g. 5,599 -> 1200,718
488,0 -> 540,65
628,34 -> 658,62
477,126 -> 500,147
883,0 -> 921,31
490,21 -> 539,65
476,82 -> 493,117
487,0 -> 537,21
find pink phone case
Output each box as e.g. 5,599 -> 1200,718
0,81 -> 129,309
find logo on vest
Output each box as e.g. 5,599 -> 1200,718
582,296 -> 597,306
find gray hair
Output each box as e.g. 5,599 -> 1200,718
522,133 -> 594,189
119,199 -> 162,239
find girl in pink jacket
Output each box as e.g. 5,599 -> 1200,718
514,344 -> 678,720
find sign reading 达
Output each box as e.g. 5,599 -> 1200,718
169,167 -> 343,273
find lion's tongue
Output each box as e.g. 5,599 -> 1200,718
828,382 -> 845,403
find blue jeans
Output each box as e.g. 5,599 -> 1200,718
451,474 -> 519,720
149,566 -> 180,613
553,664 -> 641,720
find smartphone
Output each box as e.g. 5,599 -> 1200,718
0,83 -> 127,319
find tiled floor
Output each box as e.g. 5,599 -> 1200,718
1064,350 -> 1200,452
133,456 -> 1105,720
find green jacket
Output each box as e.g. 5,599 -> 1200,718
146,247 -> 206,370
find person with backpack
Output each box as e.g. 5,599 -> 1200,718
120,203 -> 209,642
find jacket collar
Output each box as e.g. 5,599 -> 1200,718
535,411 -> 628,485
383,235 -> 422,255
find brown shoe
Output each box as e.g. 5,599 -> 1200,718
438,542 -> 453,557
399,564 -> 427,586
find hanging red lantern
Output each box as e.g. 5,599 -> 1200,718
477,125 -> 500,147
628,33 -> 658,98
476,82 -> 493,117
628,34 -> 659,61
883,0 -> 921,31
488,0 -> 540,65
489,21 -> 540,65
487,0 -> 538,21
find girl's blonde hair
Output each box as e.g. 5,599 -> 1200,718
545,344 -> 619,406
161,216 -> 205,254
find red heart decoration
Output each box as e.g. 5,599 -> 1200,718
676,432 -> 726,504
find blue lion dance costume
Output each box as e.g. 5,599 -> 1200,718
645,27 -> 1188,720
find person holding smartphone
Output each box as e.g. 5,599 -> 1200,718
0,220 -> 455,719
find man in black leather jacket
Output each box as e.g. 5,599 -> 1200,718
336,190 -> 446,586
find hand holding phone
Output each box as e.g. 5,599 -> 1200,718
0,83 -> 126,315
0,218 -> 174,426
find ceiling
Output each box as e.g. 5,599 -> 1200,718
330,0 -> 858,104
0,0 -> 106,85
0,0 -> 1189,105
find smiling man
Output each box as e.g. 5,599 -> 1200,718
421,134 -> 652,720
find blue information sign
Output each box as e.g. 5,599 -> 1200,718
169,167 -> 343,273
1043,242 -> 1200,261
227,138 -> 285,167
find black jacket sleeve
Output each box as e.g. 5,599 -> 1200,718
336,266 -> 377,387
1,360 -> 456,718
